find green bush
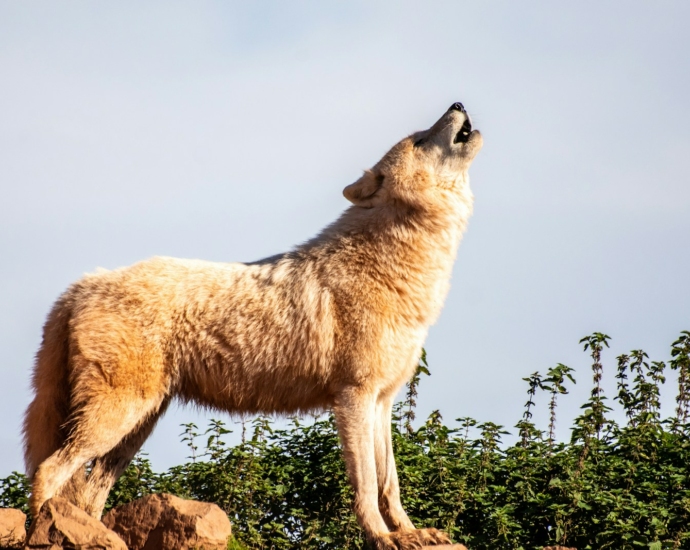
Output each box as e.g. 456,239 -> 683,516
3,331 -> 690,549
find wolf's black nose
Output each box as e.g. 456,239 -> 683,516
450,102 -> 465,113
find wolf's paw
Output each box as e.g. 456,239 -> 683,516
374,528 -> 452,549
416,527 -> 452,545
374,531 -> 422,550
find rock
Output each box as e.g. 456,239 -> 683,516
25,497 -> 126,550
0,508 -> 26,549
102,493 -> 232,550
422,546 -> 468,549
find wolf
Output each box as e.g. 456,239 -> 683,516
23,103 -> 482,549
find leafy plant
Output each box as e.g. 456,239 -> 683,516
3,333 -> 690,549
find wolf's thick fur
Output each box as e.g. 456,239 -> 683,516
24,105 -> 482,549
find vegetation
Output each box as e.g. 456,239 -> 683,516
3,332 -> 690,549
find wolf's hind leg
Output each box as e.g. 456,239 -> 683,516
30,442 -> 94,517
56,468 -> 87,506
80,416 -> 164,518
79,399 -> 169,518
30,389 -> 165,517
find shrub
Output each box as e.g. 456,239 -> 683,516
3,331 -> 690,549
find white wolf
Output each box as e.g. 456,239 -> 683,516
24,103 -> 482,549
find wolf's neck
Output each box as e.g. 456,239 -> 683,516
296,187 -> 472,324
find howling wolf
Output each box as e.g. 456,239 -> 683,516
24,103 -> 482,549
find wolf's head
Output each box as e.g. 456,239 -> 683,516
343,103 -> 482,210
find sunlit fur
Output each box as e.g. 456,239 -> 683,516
23,107 -> 482,549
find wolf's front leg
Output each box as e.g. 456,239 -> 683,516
334,388 -> 391,547
373,393 -> 452,548
374,394 -> 415,531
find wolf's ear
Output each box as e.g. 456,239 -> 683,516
343,171 -> 384,207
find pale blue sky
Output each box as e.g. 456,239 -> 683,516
1,2 -> 689,474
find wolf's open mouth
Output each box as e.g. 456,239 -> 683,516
453,119 -> 473,144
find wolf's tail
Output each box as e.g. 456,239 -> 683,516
23,295 -> 73,478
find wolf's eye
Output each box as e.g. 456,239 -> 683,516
375,174 -> 385,185
414,138 -> 425,147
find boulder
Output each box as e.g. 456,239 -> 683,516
25,497 -> 126,550
102,493 -> 232,550
0,508 -> 26,549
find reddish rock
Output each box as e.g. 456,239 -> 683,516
102,493 -> 231,550
25,497 -> 126,550
0,508 -> 26,549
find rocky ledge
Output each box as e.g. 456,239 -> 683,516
2,497 -> 577,549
